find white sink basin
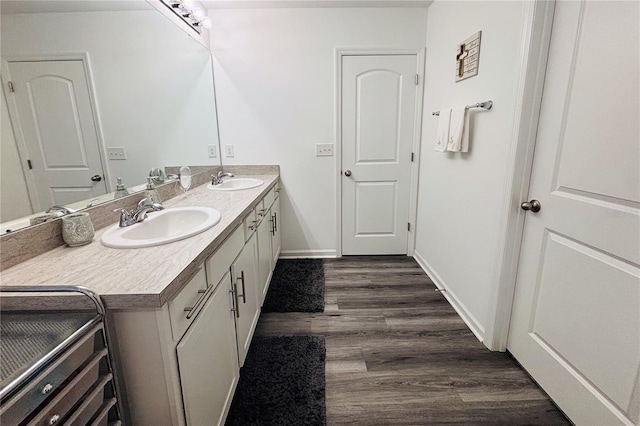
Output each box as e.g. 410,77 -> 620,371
207,178 -> 264,191
101,206 -> 221,248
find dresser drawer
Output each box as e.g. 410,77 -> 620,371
27,349 -> 106,426
63,374 -> 113,426
88,398 -> 117,426
0,326 -> 99,423
206,225 -> 244,289
168,266 -> 208,341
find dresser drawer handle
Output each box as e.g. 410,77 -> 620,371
41,383 -> 54,395
184,289 -> 208,319
48,414 -> 60,425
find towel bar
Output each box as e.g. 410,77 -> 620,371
432,100 -> 493,116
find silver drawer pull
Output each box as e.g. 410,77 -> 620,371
48,414 -> 60,425
184,289 -> 209,319
41,383 -> 54,395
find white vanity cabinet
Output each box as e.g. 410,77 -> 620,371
110,181 -> 281,426
177,271 -> 239,426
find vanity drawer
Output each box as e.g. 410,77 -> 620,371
243,209 -> 257,241
263,186 -> 276,209
206,225 -> 244,289
0,326 -> 99,424
63,374 -> 114,426
168,265 -> 208,341
27,349 -> 106,426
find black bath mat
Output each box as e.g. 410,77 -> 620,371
262,259 -> 324,313
225,335 -> 326,426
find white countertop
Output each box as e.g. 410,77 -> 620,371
0,175 -> 279,310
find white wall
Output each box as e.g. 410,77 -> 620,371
413,0 -> 527,339
210,7 -> 428,257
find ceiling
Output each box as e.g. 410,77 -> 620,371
200,0 -> 433,9
0,1 -> 150,15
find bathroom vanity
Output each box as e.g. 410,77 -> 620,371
0,169 -> 281,425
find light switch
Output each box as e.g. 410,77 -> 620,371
316,143 -> 333,157
107,147 -> 126,160
224,144 -> 234,157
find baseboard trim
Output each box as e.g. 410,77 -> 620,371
413,250 -> 486,343
279,249 -> 337,259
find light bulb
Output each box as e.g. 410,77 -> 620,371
193,8 -> 205,20
201,16 -> 212,29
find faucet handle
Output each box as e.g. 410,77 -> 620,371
113,208 -> 132,227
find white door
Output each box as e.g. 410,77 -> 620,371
257,206 -> 273,302
6,60 -> 107,210
341,55 -> 418,255
508,2 -> 640,425
232,233 -> 260,367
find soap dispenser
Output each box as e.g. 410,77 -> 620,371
113,177 -> 130,199
144,177 -> 162,204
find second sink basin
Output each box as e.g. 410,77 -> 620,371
207,178 -> 264,191
101,206 -> 221,249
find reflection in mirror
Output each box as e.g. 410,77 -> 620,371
179,166 -> 192,193
0,1 -> 221,233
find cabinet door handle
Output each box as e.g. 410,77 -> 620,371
248,220 -> 257,231
274,212 -> 277,232
184,289 -> 209,319
236,271 -> 247,304
229,287 -> 237,315
233,282 -> 240,318
269,217 -> 275,236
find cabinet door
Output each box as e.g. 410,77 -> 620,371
270,196 -> 281,265
177,272 -> 239,426
257,207 -> 273,303
231,233 -> 260,366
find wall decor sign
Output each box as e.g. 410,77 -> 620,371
456,31 -> 481,82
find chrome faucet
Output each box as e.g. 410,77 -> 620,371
114,198 -> 164,227
211,171 -> 234,185
46,205 -> 76,215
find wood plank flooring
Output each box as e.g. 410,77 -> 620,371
255,256 -> 571,425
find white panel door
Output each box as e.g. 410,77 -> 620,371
231,233 -> 260,367
341,55 -> 418,255
6,60 -> 107,210
508,2 -> 640,425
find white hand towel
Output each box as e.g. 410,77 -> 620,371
434,108 -> 451,152
446,106 -> 470,152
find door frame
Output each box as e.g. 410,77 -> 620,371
1,52 -> 111,211
483,1 -> 556,351
334,48 -> 425,258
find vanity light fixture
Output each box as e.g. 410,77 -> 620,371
161,0 -> 212,33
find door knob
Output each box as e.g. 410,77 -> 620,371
344,170 -> 352,177
90,174 -> 102,182
520,199 -> 541,212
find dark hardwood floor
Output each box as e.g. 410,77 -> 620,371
256,256 -> 571,425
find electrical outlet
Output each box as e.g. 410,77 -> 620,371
107,147 -> 126,160
224,144 -> 235,157
316,143 -> 333,157
208,144 -> 217,158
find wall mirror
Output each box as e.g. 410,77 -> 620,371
0,0 -> 221,232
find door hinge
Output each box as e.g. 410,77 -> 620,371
415,74 -> 419,85
27,160 -> 32,169
8,81 -> 14,93
411,152 -> 414,162
408,222 -> 411,231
